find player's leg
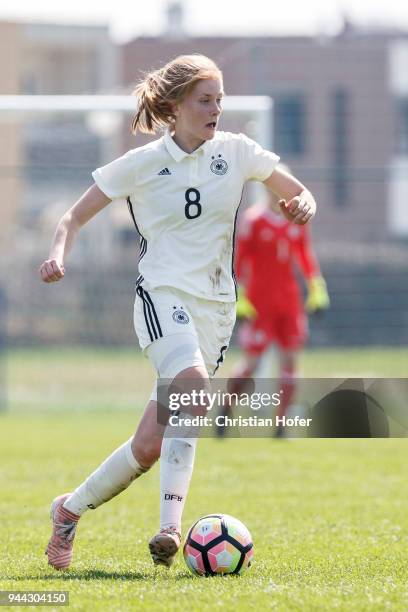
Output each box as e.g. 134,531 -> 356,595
146,331 -> 210,567
63,288 -> 204,517
57,386 -> 167,518
46,394 -> 160,570
149,295 -> 235,566
46,289 -> 230,570
274,349 -> 298,437
46,287 -> 200,570
215,351 -> 261,437
46,341 -> 203,571
274,309 -> 307,438
216,317 -> 266,437
64,425 -> 156,519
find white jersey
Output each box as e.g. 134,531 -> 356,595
92,130 -> 279,302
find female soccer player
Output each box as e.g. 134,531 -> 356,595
40,54 -> 316,570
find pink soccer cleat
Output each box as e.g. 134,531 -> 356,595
149,528 -> 181,568
45,494 -> 79,570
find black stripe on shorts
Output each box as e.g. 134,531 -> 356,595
136,286 -> 163,342
139,237 -> 147,261
135,274 -> 144,288
213,345 -> 228,375
142,290 -> 163,338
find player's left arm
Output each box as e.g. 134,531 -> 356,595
263,165 -> 316,225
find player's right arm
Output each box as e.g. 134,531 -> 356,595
39,183 -> 111,283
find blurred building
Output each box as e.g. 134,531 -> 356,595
0,21 -> 118,253
0,22 -> 22,244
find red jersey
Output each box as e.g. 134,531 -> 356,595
235,203 -> 320,313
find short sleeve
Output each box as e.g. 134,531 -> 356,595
239,134 -> 280,182
92,149 -> 139,199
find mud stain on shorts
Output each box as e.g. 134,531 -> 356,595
209,266 -> 222,289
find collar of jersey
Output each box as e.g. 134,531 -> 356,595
164,130 -> 209,162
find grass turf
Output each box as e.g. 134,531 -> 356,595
1,348 -> 407,610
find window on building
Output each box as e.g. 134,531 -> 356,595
21,74 -> 38,94
23,119 -> 101,214
331,87 -> 349,206
273,94 -> 306,156
395,98 -> 408,155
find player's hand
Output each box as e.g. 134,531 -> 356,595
279,190 -> 316,225
236,287 -> 257,319
39,259 -> 65,283
306,276 -> 330,313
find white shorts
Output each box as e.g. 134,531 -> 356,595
133,285 -> 236,377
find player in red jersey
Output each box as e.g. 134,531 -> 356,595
219,169 -> 329,437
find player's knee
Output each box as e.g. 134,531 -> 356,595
147,336 -> 210,416
172,365 -> 211,416
174,364 -> 208,382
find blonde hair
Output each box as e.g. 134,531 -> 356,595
131,54 -> 222,135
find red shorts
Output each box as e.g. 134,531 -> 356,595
238,306 -> 308,354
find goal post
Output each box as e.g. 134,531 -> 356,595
0,94 -> 272,141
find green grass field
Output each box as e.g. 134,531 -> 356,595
1,347 -> 407,611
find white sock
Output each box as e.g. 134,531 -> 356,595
159,436 -> 197,533
63,438 -> 149,516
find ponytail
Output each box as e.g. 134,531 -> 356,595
131,54 -> 222,135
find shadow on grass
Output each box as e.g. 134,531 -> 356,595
12,569 -> 149,581
11,568 -> 195,581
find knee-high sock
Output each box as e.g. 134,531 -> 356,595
159,436 -> 197,533
63,438 -> 149,516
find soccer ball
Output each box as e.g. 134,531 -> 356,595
183,514 -> 253,576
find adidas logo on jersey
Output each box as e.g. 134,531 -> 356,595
158,167 -> 171,175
